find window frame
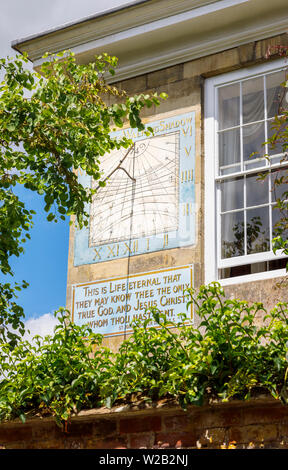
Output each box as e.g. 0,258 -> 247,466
204,58 -> 288,286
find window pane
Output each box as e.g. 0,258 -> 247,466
242,77 -> 264,124
244,159 -> 266,170
269,258 -> 288,270
221,178 -> 243,212
246,173 -> 269,207
219,258 -> 287,279
266,70 -> 288,118
243,122 -> 265,161
246,207 -> 270,254
218,128 -> 240,170
218,83 -> 240,130
221,211 -> 244,258
271,168 -> 288,201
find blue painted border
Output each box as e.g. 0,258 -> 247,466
74,110 -> 196,266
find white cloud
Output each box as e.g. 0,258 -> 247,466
23,313 -> 58,341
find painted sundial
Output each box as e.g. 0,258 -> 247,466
74,110 -> 196,265
89,131 -> 179,246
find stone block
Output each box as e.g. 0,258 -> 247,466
238,42 -> 256,65
147,64 -> 183,88
255,33 -> 288,61
183,48 -> 239,79
119,74 -> 148,94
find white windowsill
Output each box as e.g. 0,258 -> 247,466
219,268 -> 287,287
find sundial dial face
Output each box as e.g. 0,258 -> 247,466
89,132 -> 179,246
74,110 -> 196,266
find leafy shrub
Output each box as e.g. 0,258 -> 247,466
1,283 -> 288,426
0,308 -> 113,425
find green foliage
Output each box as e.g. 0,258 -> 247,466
0,50 -> 167,346
0,308 -> 113,426
2,283 -> 288,426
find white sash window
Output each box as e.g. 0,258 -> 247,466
205,59 -> 288,285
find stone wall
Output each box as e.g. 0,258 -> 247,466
1,397 -> 288,449
66,32 -> 288,351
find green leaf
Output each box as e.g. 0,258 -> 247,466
19,413 -> 26,423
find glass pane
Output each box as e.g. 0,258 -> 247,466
243,122 -> 265,161
271,168 -> 288,201
272,206 -> 288,240
218,128 -> 240,170
221,178 -> 243,212
244,159 -> 266,170
218,83 -> 240,130
246,173 -> 269,207
221,164 -> 241,175
242,76 -> 264,124
266,70 -> 288,118
221,211 -> 244,258
269,258 -> 288,270
219,265 -> 251,279
267,120 -> 285,156
246,207 -> 270,254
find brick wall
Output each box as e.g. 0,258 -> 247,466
1,397 -> 288,449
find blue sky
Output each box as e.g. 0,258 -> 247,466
0,0 -> 137,332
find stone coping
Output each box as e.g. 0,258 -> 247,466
0,393 -> 280,427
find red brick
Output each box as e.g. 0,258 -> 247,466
129,433 -> 154,449
120,416 -> 161,434
155,432 -> 196,448
0,425 -> 33,442
192,407 -> 243,429
32,422 -> 57,440
241,405 -> 288,425
278,421 -> 288,439
92,419 -> 117,437
63,438 -> 84,449
2,441 -> 28,449
197,427 -> 227,446
163,415 -> 189,431
91,438 -> 128,449
229,424 -> 278,443
24,440 -> 60,449
38,439 -> 67,449
64,421 -> 93,437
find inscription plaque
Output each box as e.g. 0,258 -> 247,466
72,265 -> 194,336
